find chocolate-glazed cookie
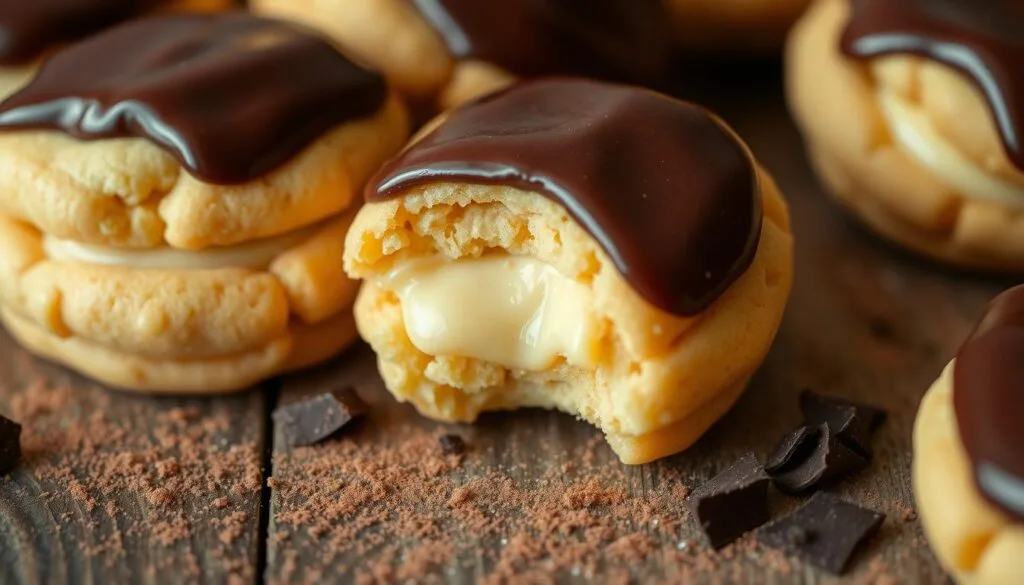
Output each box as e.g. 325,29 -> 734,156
371,78 -> 761,316
251,0 -> 671,112
787,0 -> 1024,272
913,286 -> 1024,585
406,0 -> 670,85
954,286 -> 1024,520
842,0 -> 1024,170
0,13 -> 388,184
345,78 -> 793,464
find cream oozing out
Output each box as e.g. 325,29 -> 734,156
876,90 -> 1024,208
43,225 -> 317,270
383,255 -> 602,371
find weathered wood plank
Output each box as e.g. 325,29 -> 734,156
0,326 -> 268,585
264,75 -> 1006,584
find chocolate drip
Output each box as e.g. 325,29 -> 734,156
368,78 -> 761,317
0,13 -> 387,185
954,285 -> 1024,520
408,0 -> 670,86
841,0 -> 1024,171
0,0 -> 166,65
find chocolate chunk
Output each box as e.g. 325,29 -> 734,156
765,425 -> 819,475
369,78 -> 761,317
272,388 -> 367,449
800,390 -> 886,457
770,424 -> 868,495
688,452 -> 771,550
0,14 -> 387,185
759,492 -> 885,575
439,434 -> 467,456
0,414 -> 22,476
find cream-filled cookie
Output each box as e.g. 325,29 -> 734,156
0,13 -> 409,393
344,78 -> 794,464
787,0 -> 1024,271
668,0 -> 810,53
251,0 -> 672,112
0,0 -> 233,99
914,286 -> 1024,585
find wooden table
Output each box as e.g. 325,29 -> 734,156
0,66 -> 1009,584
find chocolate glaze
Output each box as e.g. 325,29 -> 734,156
841,0 -> 1024,171
407,0 -> 670,86
0,0 -> 166,65
0,13 -> 387,185
954,285 -> 1024,520
369,78 -> 761,317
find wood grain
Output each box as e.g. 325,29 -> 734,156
0,325 -> 268,585
262,74 -> 1008,584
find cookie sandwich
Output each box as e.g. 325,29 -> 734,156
788,0 -> 1024,270
914,286 -> 1024,585
344,78 -> 794,464
0,0 -> 232,98
252,0 -> 671,112
0,13 -> 409,393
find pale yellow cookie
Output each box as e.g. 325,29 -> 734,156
344,168 -> 793,464
787,0 -> 1024,271
0,92 -> 408,250
668,0 -> 810,52
914,362 -> 1024,585
1,307 -> 357,394
0,210 -> 360,362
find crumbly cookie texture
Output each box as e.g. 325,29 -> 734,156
914,362 -> 1024,585
1,307 -> 357,394
668,0 -> 810,52
252,0 -> 521,111
0,209 -> 360,361
0,91 -> 408,249
787,0 -> 1024,271
344,168 -> 793,464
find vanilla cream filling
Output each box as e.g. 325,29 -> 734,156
43,226 -> 316,270
384,256 -> 602,371
877,90 -> 1024,208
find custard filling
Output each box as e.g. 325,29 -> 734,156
384,256 -> 602,371
43,225 -> 317,270
877,90 -> 1024,208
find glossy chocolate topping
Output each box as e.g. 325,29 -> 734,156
407,0 -> 670,86
954,285 -> 1024,520
0,13 -> 387,184
0,0 -> 166,65
369,78 -> 761,317
841,0 -> 1024,171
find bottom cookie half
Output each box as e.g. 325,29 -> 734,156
913,363 -> 1024,585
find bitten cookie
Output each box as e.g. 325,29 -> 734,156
787,0 -> 1024,271
251,0 -> 672,112
914,286 -> 1024,585
344,78 -> 794,464
667,0 -> 810,53
0,14 -> 409,393
0,0 -> 232,98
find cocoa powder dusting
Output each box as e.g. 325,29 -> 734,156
1,378 -> 261,582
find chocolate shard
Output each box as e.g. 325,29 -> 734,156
799,390 -> 886,457
759,492 -> 885,575
765,425 -> 820,475
688,452 -> 771,550
0,414 -> 22,476
439,434 -> 467,456
272,388 -> 367,449
770,424 -> 869,495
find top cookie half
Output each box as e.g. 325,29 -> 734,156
0,12 -> 409,250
